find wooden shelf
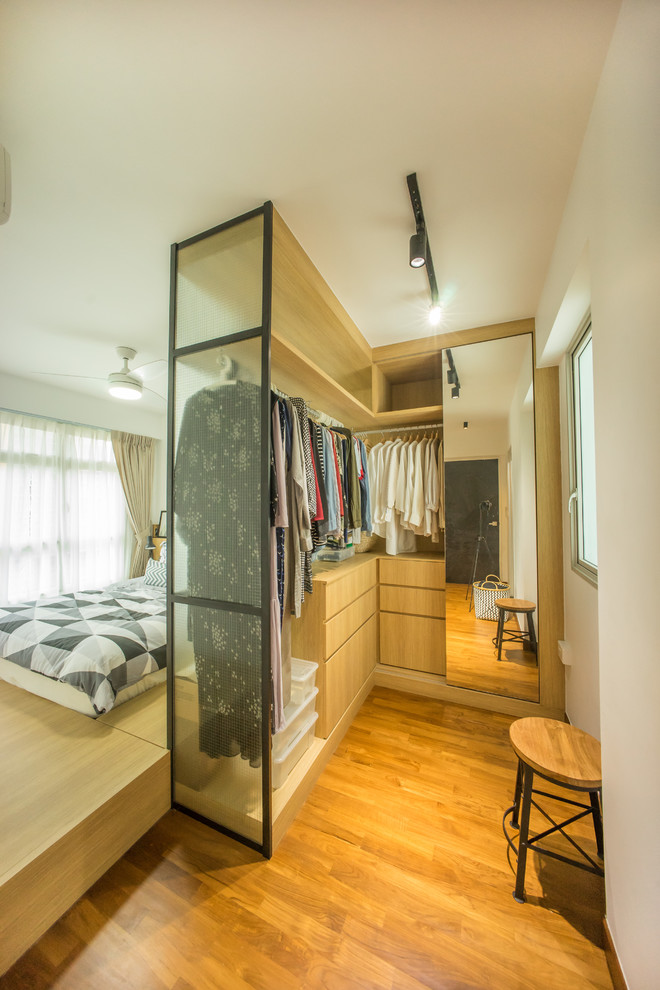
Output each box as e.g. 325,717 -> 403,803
272,333 -> 442,431
369,405 -> 443,429
271,333 -> 374,428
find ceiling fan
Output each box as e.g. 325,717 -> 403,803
37,346 -> 167,401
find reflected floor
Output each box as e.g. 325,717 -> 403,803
445,583 -> 539,702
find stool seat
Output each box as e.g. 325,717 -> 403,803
493,599 -> 537,661
503,716 -> 603,903
509,717 -> 601,789
495,597 -> 536,613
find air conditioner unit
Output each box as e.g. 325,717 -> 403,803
1,145 -> 11,224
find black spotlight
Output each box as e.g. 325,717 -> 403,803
409,226 -> 426,268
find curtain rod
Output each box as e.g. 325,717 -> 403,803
355,422 -> 443,436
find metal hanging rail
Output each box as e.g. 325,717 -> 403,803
355,421 -> 443,436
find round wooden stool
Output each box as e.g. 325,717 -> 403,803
503,717 -> 603,903
493,598 -> 537,660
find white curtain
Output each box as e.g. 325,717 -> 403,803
0,411 -> 129,604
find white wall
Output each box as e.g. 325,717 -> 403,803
557,353 -> 601,738
0,372 -> 168,521
536,2 -> 660,985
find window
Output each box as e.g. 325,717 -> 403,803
568,318 -> 598,583
0,411 -> 129,603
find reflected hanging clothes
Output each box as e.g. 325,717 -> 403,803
174,381 -> 263,764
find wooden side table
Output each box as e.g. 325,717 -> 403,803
503,716 -> 603,903
493,598 -> 537,660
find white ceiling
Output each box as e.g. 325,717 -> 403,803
0,0 -> 620,412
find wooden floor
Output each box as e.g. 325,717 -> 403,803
445,583 -> 539,702
1,688 -> 611,990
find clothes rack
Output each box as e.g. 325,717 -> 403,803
271,382 -> 345,430
355,422 -> 443,436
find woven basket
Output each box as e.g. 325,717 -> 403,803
473,575 -> 510,621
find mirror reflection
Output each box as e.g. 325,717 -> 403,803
443,334 -> 539,702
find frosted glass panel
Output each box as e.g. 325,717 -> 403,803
172,602 -> 263,843
175,214 -> 264,347
172,337 -> 262,606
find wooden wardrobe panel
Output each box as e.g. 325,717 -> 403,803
324,558 -> 377,618
325,587 -> 377,659
380,584 -> 445,618
316,614 -> 377,738
379,612 -> 446,675
379,557 -> 445,590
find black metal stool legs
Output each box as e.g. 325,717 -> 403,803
527,612 -> 537,654
511,758 -> 523,828
590,791 -> 604,857
495,608 -> 505,661
513,763 -> 534,903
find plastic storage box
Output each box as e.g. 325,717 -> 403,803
272,711 -> 319,789
273,686 -> 319,759
290,657 -> 318,706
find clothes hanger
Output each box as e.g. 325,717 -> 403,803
208,354 -> 237,388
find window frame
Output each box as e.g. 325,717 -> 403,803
567,316 -> 598,586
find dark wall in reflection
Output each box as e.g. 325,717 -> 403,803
445,459 -> 500,584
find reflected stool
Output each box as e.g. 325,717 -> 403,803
503,717 -> 603,903
493,598 -> 537,661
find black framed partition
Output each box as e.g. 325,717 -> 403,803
167,203 -> 273,856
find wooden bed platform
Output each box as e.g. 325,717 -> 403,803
0,680 -> 171,975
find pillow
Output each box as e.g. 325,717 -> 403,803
144,558 -> 167,588
159,540 -> 167,563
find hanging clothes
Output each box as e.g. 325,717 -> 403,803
365,433 -> 444,555
174,381 -> 263,765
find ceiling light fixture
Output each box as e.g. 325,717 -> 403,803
108,348 -> 144,400
446,348 -> 461,399
108,378 -> 142,400
409,225 -> 426,268
407,172 -> 441,323
428,303 -> 443,326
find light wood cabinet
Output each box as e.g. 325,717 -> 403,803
291,556 -> 378,738
379,585 -> 444,618
379,555 -> 445,589
378,554 -> 446,675
316,614 -> 377,737
379,613 -> 445,674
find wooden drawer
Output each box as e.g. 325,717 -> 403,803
380,584 -> 445,618
316,613 -> 377,738
379,612 -> 446,675
324,557 -> 377,618
325,586 -> 377,659
379,557 -> 445,589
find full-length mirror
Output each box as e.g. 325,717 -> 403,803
443,334 -> 539,702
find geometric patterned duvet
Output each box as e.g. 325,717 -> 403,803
0,585 -> 166,715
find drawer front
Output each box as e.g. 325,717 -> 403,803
325,586 -> 377,659
380,584 -> 445,618
316,613 -> 377,738
379,612 -> 446,675
324,558 -> 377,618
379,557 -> 445,589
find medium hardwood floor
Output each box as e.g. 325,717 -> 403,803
1,688 -> 611,990
445,583 -> 539,702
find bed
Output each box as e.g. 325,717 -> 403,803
0,571 -> 167,718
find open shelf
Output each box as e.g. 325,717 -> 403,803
272,333 -> 442,431
272,333 -> 374,427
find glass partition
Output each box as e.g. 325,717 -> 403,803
175,213 -> 264,348
168,207 -> 272,854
